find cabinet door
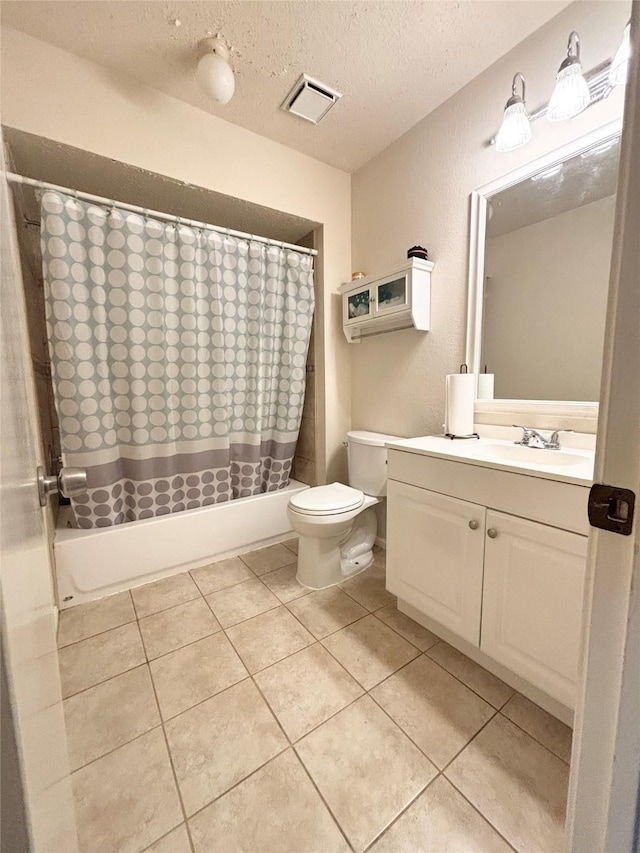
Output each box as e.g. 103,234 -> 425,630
386,481 -> 486,644
374,272 -> 409,317
344,284 -> 373,325
481,511 -> 587,707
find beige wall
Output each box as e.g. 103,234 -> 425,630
484,194 -> 616,401
351,0 -> 629,438
0,27 -> 352,482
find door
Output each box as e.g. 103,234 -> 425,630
386,480 -> 486,644
0,145 -> 78,849
481,511 -> 587,708
567,10 -> 640,851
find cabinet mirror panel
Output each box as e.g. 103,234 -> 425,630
472,131 -> 621,403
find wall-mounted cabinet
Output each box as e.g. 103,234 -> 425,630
339,258 -> 433,342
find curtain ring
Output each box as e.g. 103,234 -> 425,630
142,208 -> 149,222
174,216 -> 182,230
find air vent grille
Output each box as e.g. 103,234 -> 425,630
281,74 -> 342,124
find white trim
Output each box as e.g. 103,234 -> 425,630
567,9 -> 640,849
465,119 -> 623,420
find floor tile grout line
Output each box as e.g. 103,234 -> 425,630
132,588 -> 204,622
189,564 -> 261,597
443,776 -> 520,853
56,614 -> 139,651
62,660 -> 151,703
496,709 -> 572,765
140,822 -> 189,853
69,717 -> 165,777
360,773 -> 442,853
439,707 -> 502,777
291,742 -> 357,853
423,644 -> 516,711
145,651 -> 197,853
61,653 -> 147,701
142,625 -> 224,665
179,743 -> 291,826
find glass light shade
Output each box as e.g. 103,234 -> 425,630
608,23 -> 631,87
197,51 -> 235,104
547,62 -> 590,121
495,102 -> 532,152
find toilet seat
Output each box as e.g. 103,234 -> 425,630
289,482 -> 364,516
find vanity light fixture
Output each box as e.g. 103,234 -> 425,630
609,21 -> 631,87
531,164 -> 563,181
495,73 -> 532,152
197,36 -> 235,105
547,31 -> 591,122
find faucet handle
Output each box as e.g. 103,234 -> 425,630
512,425 -> 533,446
548,428 -> 574,447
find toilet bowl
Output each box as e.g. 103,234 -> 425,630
287,430 -> 400,590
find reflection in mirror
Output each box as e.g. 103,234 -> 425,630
480,134 -> 620,402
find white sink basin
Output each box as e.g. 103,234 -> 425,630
471,444 -> 590,467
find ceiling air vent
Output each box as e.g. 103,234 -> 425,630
281,74 -> 342,124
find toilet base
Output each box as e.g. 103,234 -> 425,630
295,507 -> 377,590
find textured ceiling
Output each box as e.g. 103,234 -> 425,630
1,0 -> 571,173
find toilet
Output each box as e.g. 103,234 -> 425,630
287,430 -> 400,590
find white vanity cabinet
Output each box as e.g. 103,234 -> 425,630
386,444 -> 590,713
481,511 -> 587,708
386,482 -> 485,644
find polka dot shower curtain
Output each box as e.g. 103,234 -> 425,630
40,191 -> 314,528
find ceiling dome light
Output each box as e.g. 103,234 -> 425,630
495,73 -> 531,153
548,31 -> 590,122
197,37 -> 235,105
608,21 -> 631,87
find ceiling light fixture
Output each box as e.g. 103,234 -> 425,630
495,73 -> 531,153
547,31 -> 590,122
197,37 -> 235,105
608,21 -> 631,87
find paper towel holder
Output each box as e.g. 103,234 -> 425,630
444,364 -> 480,440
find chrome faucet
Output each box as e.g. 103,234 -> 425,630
512,425 -> 573,450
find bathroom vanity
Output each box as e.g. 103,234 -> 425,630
385,432 -> 594,722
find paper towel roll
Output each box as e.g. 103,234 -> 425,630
445,373 -> 476,437
477,373 -> 495,400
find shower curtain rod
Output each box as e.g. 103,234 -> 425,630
3,172 -> 318,257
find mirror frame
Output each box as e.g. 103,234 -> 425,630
465,118 -> 623,424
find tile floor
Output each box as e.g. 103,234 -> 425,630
57,541 -> 573,853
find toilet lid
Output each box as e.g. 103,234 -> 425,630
290,482 -> 364,515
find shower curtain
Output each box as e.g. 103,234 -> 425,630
40,191 -> 314,528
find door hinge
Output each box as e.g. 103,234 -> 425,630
588,483 -> 635,536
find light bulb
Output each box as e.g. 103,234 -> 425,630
548,32 -> 590,122
608,22 -> 631,87
495,72 -> 531,153
496,102 -> 532,152
197,39 -> 235,105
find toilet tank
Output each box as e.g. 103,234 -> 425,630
347,430 -> 401,497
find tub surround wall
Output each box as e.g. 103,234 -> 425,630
351,0 -> 629,437
293,229 -> 319,487
0,26 -> 352,485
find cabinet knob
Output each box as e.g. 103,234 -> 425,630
468,520 -> 479,530
487,528 -> 498,539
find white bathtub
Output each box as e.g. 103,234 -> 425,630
54,479 -> 308,609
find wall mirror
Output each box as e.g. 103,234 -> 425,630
466,121 -> 622,412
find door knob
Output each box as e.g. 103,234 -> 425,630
468,520 -> 479,530
487,527 -> 498,539
37,466 -> 88,507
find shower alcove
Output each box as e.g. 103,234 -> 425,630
4,128 -> 323,606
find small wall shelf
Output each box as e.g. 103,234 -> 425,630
339,258 -> 433,343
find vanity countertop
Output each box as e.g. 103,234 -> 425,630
386,434 -> 595,487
